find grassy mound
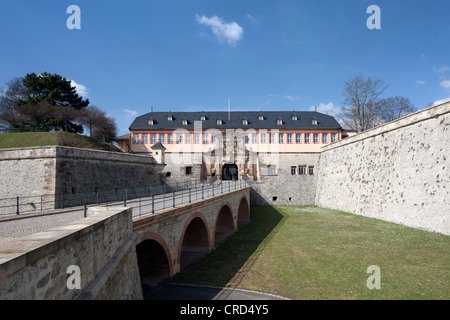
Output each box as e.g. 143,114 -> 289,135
0,132 -> 122,152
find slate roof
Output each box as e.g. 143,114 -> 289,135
129,111 -> 342,130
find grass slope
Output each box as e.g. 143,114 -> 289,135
0,132 -> 122,152
171,206 -> 450,300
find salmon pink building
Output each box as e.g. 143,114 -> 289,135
125,110 -> 355,206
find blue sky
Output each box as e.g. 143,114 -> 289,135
1,0 -> 449,135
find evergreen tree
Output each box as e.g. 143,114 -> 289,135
17,72 -> 89,133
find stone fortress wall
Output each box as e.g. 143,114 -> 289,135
0,146 -> 163,215
316,102 -> 450,235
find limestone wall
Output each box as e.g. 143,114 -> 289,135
315,102 -> 450,235
0,146 -> 163,215
0,207 -> 143,300
251,153 -> 320,207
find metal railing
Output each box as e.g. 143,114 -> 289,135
124,179 -> 249,218
0,179 -> 250,218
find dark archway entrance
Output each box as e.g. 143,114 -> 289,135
136,240 -> 170,295
222,163 -> 238,180
180,217 -> 209,270
215,205 -> 235,247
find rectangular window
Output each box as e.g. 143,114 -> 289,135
298,165 -> 307,175
186,166 -> 192,175
185,133 -> 191,144
177,134 -> 183,144
278,133 -> 284,144
287,133 -> 293,144
269,134 -> 275,144
305,134 -> 310,144
313,133 -> 319,144
261,165 -> 277,176
211,134 -> 216,144
159,134 -> 165,144
296,133 -> 301,144
142,134 -> 148,144
291,166 -> 296,175
268,165 -> 277,175
322,134 -> 328,144
168,134 -> 173,144
203,133 -> 208,144
244,134 -> 249,144
252,134 -> 257,144
133,134 -> 139,144
331,133 -> 336,143
194,134 -> 200,144
150,134 -> 156,144
309,166 -> 314,175
261,134 -> 266,144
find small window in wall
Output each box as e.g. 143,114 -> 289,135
331,133 -> 336,143
186,166 -> 192,175
308,166 -> 314,175
272,196 -> 278,201
291,166 -> 296,175
166,172 -> 172,177
313,133 -> 319,144
298,165 -> 307,175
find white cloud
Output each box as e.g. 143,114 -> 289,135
416,80 -> 426,85
196,15 -> 243,46
124,109 -> 138,117
432,97 -> 450,106
440,80 -> 450,90
70,80 -> 90,97
245,14 -> 260,25
310,102 -> 341,117
435,66 -> 450,74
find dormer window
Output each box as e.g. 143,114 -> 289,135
148,119 -> 154,125
277,119 -> 283,125
292,115 -> 298,121
167,116 -> 173,121
217,119 -> 223,125
242,119 -> 248,125
200,115 -> 206,121
312,119 -> 318,126
258,115 -> 264,121
182,119 -> 188,126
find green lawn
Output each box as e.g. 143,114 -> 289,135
0,132 -> 121,152
171,206 -> 450,300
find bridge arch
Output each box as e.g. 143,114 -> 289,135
237,195 -> 250,228
134,232 -> 172,294
179,212 -> 210,271
214,203 -> 235,247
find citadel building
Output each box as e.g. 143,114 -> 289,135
123,110 -> 356,207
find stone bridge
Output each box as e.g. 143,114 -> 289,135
0,184 -> 251,300
132,186 -> 251,291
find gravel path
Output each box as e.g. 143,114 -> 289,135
0,210 -> 85,245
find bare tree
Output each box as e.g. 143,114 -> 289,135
339,73 -> 389,132
0,78 -> 29,131
375,96 -> 417,123
93,115 -> 118,143
77,105 -> 104,137
15,102 -> 55,131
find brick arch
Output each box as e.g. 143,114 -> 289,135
134,232 -> 174,277
214,202 -> 235,247
178,212 -> 211,271
237,195 -> 250,227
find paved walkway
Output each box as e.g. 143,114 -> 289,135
0,181 -> 248,245
0,209 -> 85,244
